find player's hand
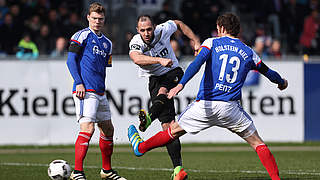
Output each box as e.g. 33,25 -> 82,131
193,39 -> 201,56
76,84 -> 86,99
159,58 -> 173,67
168,84 -> 184,99
278,79 -> 288,90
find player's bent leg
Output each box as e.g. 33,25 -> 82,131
242,131 -> 280,180
128,124 -> 179,156
138,93 -> 168,132
138,89 -> 169,132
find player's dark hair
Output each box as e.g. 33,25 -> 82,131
216,13 -> 240,37
88,2 -> 105,15
136,15 -> 154,26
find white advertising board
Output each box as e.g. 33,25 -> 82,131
0,60 -> 303,145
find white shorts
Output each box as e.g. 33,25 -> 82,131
73,92 -> 111,123
178,100 -> 256,138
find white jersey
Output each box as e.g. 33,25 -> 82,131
129,20 -> 179,77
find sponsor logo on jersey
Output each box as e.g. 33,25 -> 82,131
92,40 -> 96,44
130,44 -> 141,50
93,45 -> 107,57
103,42 -> 108,49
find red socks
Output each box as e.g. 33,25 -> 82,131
256,144 -> 280,180
74,132 -> 114,171
74,132 -> 92,171
139,127 -> 175,153
99,134 -> 113,170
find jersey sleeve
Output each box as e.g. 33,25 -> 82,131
66,30 -> 90,84
157,20 -> 177,40
70,30 -> 90,46
201,38 -> 214,51
129,35 -> 144,54
69,30 -> 90,54
250,49 -> 284,85
252,50 -> 262,67
66,52 -> 83,85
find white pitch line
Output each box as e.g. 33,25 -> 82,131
0,162 -> 320,176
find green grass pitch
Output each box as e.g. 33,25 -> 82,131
0,143 -> 319,180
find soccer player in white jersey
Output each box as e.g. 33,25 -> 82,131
66,3 -> 126,180
128,13 -> 288,180
129,15 -> 200,179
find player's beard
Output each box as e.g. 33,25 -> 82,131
142,34 -> 154,45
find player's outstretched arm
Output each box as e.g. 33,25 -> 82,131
169,44 -> 211,98
256,61 -> 288,90
173,20 -> 201,56
129,51 -> 173,67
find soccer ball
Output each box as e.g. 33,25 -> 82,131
48,159 -> 72,180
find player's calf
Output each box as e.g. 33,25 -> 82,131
256,144 -> 280,180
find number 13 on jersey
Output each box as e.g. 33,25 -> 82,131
218,54 -> 240,83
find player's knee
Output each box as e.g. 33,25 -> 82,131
242,130 -> 264,149
106,124 -> 114,135
170,122 -> 186,138
79,117 -> 95,134
161,121 -> 172,130
98,120 -> 114,137
158,87 -> 168,95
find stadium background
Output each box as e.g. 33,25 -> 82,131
0,0 -> 319,144
0,1 -> 320,180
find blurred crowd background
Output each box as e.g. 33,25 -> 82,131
0,0 -> 319,60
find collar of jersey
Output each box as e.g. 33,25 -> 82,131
88,27 -> 104,38
221,35 -> 238,40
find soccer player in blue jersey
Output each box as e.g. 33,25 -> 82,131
66,3 -> 126,180
128,13 -> 288,180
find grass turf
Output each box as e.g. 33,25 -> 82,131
0,143 -> 319,180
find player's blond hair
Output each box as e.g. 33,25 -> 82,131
88,2 -> 105,15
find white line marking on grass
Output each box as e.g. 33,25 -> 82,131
1,162 -> 320,176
